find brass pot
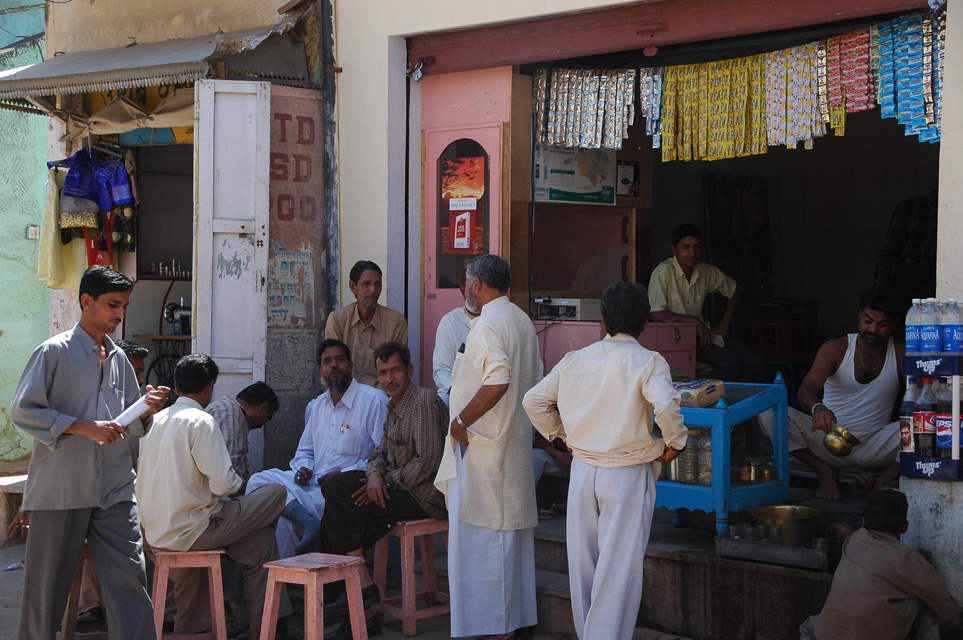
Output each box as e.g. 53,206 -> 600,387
823,423 -> 861,457
751,505 -> 821,547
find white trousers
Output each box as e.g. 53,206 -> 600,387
759,406 -> 900,468
246,468 -> 325,558
448,443 -> 537,637
568,458 -> 655,640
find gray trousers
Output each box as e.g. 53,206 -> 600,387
168,484 -> 292,633
19,500 -> 156,640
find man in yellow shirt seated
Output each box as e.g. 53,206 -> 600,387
647,223 -> 766,382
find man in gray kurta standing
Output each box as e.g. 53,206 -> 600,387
11,266 -> 168,640
434,254 -> 543,639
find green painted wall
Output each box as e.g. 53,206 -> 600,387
0,38 -> 48,464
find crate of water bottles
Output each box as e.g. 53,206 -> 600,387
901,297 -> 963,479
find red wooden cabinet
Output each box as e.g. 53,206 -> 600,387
534,320 -> 696,376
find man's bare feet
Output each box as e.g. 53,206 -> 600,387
816,469 -> 841,500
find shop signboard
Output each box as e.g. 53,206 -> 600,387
533,144 -> 616,205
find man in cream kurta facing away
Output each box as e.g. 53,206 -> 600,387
524,282 -> 688,640
434,254 -> 543,640
137,354 -> 291,639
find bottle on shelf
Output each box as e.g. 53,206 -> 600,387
920,298 -> 942,353
914,377 -> 938,457
942,298 -> 963,354
936,377 -> 955,459
677,430 -> 699,484
900,378 -> 917,454
905,298 -> 923,354
696,431 -> 712,486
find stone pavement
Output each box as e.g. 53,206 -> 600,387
0,539 -> 689,640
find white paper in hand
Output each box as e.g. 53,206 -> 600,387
114,395 -> 152,427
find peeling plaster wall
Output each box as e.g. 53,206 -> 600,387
44,0 -> 281,54
0,39 -> 49,464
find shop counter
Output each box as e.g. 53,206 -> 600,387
656,382 -> 790,535
534,320 -> 697,375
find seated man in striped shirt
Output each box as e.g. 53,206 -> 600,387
319,341 -> 449,640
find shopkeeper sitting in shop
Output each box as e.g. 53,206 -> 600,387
647,224 -> 766,382
760,285 -> 904,500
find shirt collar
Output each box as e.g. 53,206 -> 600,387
480,294 -> 510,316
174,396 -> 204,410
72,323 -> 119,359
324,377 -> 359,409
865,529 -> 901,544
603,333 -> 641,344
671,257 -> 699,284
348,302 -> 383,330
387,382 -> 419,419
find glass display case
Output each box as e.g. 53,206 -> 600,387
656,382 -> 790,535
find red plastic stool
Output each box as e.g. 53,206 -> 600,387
151,549 -> 227,640
372,518 -> 450,637
260,553 -> 369,640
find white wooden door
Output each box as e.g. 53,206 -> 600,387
193,79 -> 271,403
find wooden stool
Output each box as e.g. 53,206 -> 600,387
260,553 -> 369,640
151,549 -> 227,640
372,519 -> 450,637
59,544 -> 108,640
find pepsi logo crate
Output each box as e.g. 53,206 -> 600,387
903,355 -> 963,378
900,454 -> 963,480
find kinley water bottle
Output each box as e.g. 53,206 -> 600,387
920,298 -> 942,353
906,298 -> 923,354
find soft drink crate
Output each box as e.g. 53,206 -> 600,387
900,454 -> 963,480
904,354 -> 963,377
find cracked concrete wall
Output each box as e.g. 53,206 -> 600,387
0,39 -> 49,464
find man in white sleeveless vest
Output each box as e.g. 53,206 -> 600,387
761,285 -> 904,500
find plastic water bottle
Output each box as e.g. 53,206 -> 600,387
920,298 -> 942,353
942,298 -> 963,354
905,298 -> 923,354
678,431 -> 699,484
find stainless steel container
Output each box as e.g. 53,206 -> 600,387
750,505 -> 820,547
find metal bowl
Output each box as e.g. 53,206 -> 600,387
750,505 -> 821,547
823,423 -> 861,457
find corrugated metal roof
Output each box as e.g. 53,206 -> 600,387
0,21 -> 293,100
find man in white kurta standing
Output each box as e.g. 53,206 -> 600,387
246,339 -> 386,556
434,254 -> 543,640
432,271 -> 478,407
523,282 -> 688,640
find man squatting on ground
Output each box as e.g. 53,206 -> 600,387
11,266 -> 168,640
524,281 -> 687,640
800,489 -> 962,639
761,285 -> 905,500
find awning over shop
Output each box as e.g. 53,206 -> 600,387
0,21 -> 293,101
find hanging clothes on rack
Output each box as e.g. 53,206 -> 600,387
38,168 -> 89,291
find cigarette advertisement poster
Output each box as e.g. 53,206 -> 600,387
441,156 -> 486,255
533,144 -> 616,205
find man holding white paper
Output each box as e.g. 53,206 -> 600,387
11,266 -> 169,640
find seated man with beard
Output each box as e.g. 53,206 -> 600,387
246,339 -> 387,556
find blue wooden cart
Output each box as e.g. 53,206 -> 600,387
655,382 -> 790,535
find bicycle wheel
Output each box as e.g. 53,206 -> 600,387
146,354 -> 178,406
